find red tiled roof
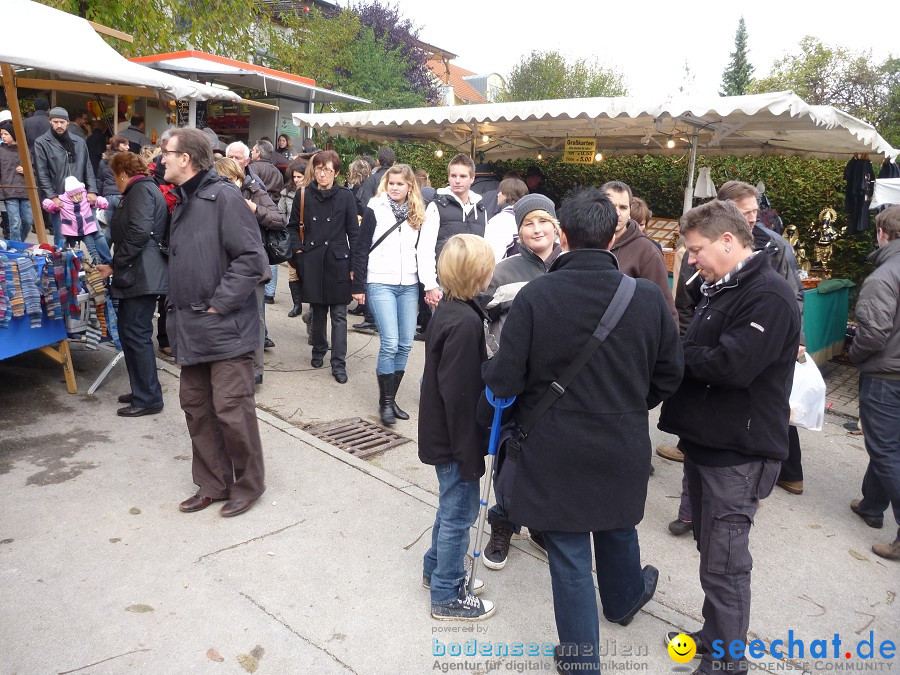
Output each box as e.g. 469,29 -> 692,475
426,60 -> 486,104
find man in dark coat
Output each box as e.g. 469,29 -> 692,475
849,205 -> 900,561
288,149 -> 359,383
23,97 -> 51,151
482,187 -> 683,672
249,139 -> 285,204
603,180 -> 678,326
33,106 -> 98,248
355,146 -> 394,212
659,200 -> 800,674
162,128 -> 269,519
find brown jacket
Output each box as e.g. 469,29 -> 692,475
611,221 -> 678,326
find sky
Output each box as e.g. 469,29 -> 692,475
387,0 -> 900,99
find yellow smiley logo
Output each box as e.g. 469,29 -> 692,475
667,633 -> 697,663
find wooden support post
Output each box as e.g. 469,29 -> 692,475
1,63 -> 48,244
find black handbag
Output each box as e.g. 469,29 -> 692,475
262,226 -> 291,265
494,274 -> 636,502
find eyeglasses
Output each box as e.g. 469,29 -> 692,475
161,149 -> 187,158
315,166 -> 335,174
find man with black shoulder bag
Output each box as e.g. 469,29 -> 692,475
482,187 -> 683,674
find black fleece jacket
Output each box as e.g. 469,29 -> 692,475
659,251 -> 801,465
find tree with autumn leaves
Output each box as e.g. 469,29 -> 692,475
37,0 -> 440,110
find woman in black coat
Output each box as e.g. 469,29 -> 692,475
287,150 -> 359,383
96,152 -> 168,417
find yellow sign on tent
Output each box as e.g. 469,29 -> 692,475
562,137 -> 596,164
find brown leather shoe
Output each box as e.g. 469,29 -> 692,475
220,498 -> 256,517
179,494 -> 216,513
776,479 -> 804,495
851,499 -> 883,528
872,539 -> 900,561
655,444 -> 684,462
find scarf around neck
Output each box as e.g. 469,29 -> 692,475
388,197 -> 409,223
700,250 -> 759,298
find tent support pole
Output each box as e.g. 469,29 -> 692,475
1,64 -> 47,244
682,129 -> 699,215
188,100 -> 197,128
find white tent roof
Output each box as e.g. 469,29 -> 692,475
132,51 -> 368,105
1,0 -> 240,102
293,91 -> 896,160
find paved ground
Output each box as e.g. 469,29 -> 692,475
0,276 -> 896,674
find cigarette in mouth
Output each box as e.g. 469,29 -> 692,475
687,268 -> 703,285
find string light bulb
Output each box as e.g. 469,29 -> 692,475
435,149 -> 444,158
537,153 -> 543,160
482,134 -> 489,143
594,152 -> 603,162
666,138 -> 675,149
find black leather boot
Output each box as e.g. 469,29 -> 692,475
287,281 -> 303,318
392,370 -> 409,420
377,373 -> 396,425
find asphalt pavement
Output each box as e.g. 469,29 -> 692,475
0,277 -> 896,674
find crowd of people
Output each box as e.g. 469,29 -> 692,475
3,97 -> 899,674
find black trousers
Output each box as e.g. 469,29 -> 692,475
118,295 -> 164,409
311,303 -> 347,372
778,425 -> 803,482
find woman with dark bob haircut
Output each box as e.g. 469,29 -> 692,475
287,150 -> 359,383
97,152 -> 169,417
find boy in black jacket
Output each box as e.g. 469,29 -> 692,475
419,234 -> 496,621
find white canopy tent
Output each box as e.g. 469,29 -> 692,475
1,0 -> 241,102
293,91 -> 897,212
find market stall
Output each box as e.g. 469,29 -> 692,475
294,92 -> 897,368
130,50 -> 368,146
0,0 -> 241,393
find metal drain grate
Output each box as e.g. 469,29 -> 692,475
303,417 -> 411,458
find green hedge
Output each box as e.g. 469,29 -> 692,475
326,135 -> 875,287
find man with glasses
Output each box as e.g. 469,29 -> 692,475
163,128 -> 269,519
664,180 -> 806,537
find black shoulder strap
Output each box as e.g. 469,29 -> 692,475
369,216 -> 406,253
521,274 -> 636,436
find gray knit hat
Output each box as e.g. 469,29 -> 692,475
48,106 -> 69,121
514,193 -> 556,227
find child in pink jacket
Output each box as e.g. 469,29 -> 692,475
43,176 -> 111,263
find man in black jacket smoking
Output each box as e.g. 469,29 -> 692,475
659,199 -> 801,674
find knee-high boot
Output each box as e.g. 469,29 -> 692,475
392,370 -> 409,420
377,373 -> 396,425
287,280 -> 303,318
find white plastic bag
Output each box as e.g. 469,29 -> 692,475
789,356 -> 826,431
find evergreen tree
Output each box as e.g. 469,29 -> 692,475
720,17 -> 754,96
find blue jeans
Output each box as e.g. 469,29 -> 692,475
265,265 -> 278,297
544,528 -> 644,672
5,199 -> 34,242
50,211 -> 62,248
66,231 -> 112,264
367,282 -> 418,375
423,461 -> 480,604
858,374 -> 900,528
118,295 -> 163,408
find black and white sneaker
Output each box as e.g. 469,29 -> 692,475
484,519 -> 514,570
423,572 -> 484,596
431,583 -> 495,621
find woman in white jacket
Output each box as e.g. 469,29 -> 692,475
352,164 -> 440,425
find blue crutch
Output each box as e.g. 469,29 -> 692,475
469,386 -> 516,594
